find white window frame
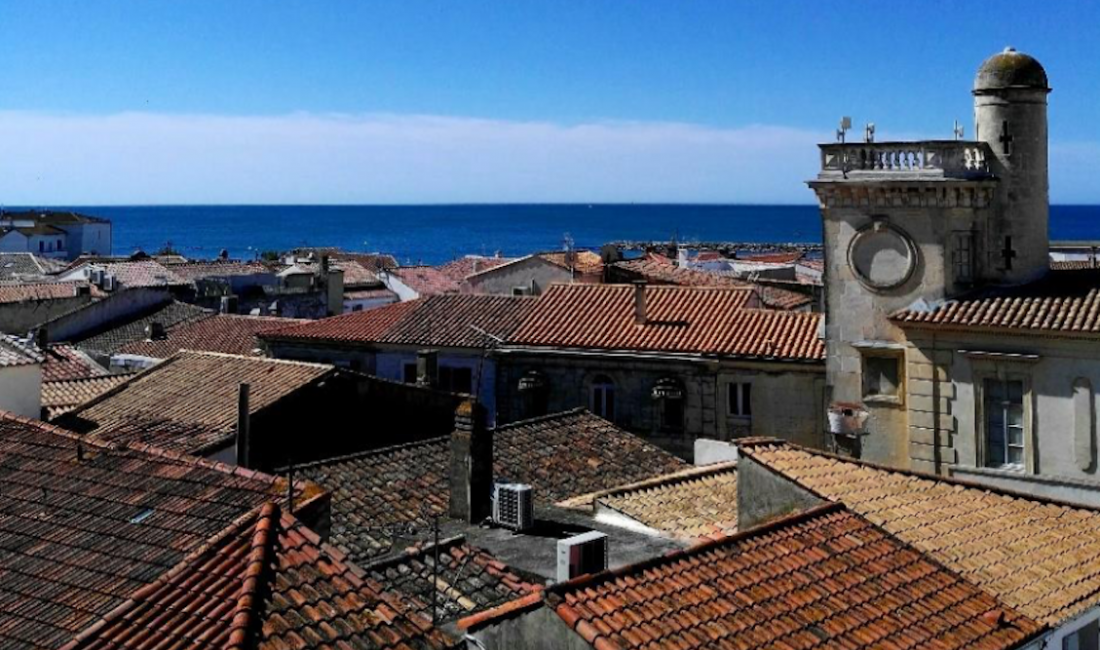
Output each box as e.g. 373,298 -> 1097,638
975,369 -> 1033,473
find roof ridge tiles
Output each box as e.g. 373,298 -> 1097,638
57,503 -> 271,650
174,348 -> 335,370
740,438 -> 1100,514
558,461 -> 738,509
227,502 -> 280,649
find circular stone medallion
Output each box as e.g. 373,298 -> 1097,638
848,222 -> 917,291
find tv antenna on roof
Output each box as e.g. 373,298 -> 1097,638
836,116 -> 852,143
953,119 -> 965,141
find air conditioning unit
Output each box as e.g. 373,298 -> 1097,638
102,274 -> 116,291
492,483 -> 534,531
91,269 -> 105,286
556,531 -> 608,582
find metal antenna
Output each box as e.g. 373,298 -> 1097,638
953,119 -> 965,141
837,116 -> 852,143
864,123 -> 875,144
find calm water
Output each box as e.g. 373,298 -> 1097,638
42,204 -> 1100,265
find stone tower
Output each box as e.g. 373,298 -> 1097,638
808,48 -> 1051,469
973,47 -> 1051,283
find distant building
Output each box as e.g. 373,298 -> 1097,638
261,294 -> 537,421
0,334 -> 43,417
0,210 -> 111,260
496,284 -> 825,459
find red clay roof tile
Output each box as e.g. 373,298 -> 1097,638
507,284 -> 823,360
463,505 -> 1044,650
116,314 -> 299,359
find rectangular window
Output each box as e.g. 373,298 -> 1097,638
952,231 -> 974,283
660,397 -> 684,430
727,382 -> 752,418
1064,620 -> 1099,650
863,355 -> 900,398
440,366 -> 474,394
984,378 -> 1025,469
403,363 -> 418,384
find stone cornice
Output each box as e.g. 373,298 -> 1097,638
807,181 -> 997,209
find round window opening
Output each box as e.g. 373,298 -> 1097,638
848,222 -> 918,291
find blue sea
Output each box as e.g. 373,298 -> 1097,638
42,204 -> 1100,265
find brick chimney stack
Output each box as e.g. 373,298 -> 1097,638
633,281 -> 647,325
449,400 -> 493,523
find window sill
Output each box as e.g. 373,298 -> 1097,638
862,394 -> 903,406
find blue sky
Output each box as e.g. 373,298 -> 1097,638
1,1 -> 1097,204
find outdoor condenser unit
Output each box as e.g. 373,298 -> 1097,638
492,483 -> 534,531
556,531 -> 608,582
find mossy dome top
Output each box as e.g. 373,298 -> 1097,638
975,47 -> 1049,92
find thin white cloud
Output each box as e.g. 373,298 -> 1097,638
0,111 -> 827,204
1,111 -> 1094,204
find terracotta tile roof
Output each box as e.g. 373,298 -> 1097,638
436,255 -> 516,282
0,280 -> 95,305
41,373 -> 138,419
613,255 -> 813,310
331,251 -> 399,272
595,462 -> 738,542
345,287 -> 399,301
892,269 -> 1100,337
41,344 -> 108,381
263,294 -> 536,350
56,350 -> 334,455
297,409 -> 685,561
481,504 -> 1043,650
75,300 -> 212,355
68,260 -> 190,288
1051,260 -> 1097,271
116,313 -> 299,359
164,259 -> 272,282
364,535 -> 543,624
65,502 -> 458,650
387,266 -> 461,296
539,250 -> 604,275
613,254 -> 752,289
758,283 -> 815,310
740,439 -> 1100,626
507,284 -> 824,360
0,333 -> 44,368
0,412 -> 288,649
0,252 -> 65,281
736,250 -> 804,264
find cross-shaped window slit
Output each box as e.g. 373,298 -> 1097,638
1001,236 -> 1017,271
999,120 -> 1014,155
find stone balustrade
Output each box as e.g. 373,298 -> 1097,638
819,141 -> 992,178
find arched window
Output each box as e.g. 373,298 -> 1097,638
518,370 -> 549,418
652,378 -> 684,431
590,375 -> 615,421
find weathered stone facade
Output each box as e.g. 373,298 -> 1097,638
496,351 -> 824,460
811,48 -> 1053,472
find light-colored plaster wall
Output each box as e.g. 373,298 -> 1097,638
0,364 -> 42,418
905,328 -> 1100,500
466,256 -> 573,296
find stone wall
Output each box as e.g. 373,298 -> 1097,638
497,351 -> 824,460
903,328 -> 1100,497
466,256 -> 572,296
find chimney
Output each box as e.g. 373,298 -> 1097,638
633,281 -> 647,325
449,400 -> 492,523
220,295 -> 239,314
235,383 -> 251,467
417,349 -> 439,388
145,321 -> 166,341
34,328 -> 48,349
325,267 -> 344,317
472,258 -> 480,274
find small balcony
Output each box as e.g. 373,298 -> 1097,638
818,141 -> 994,181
